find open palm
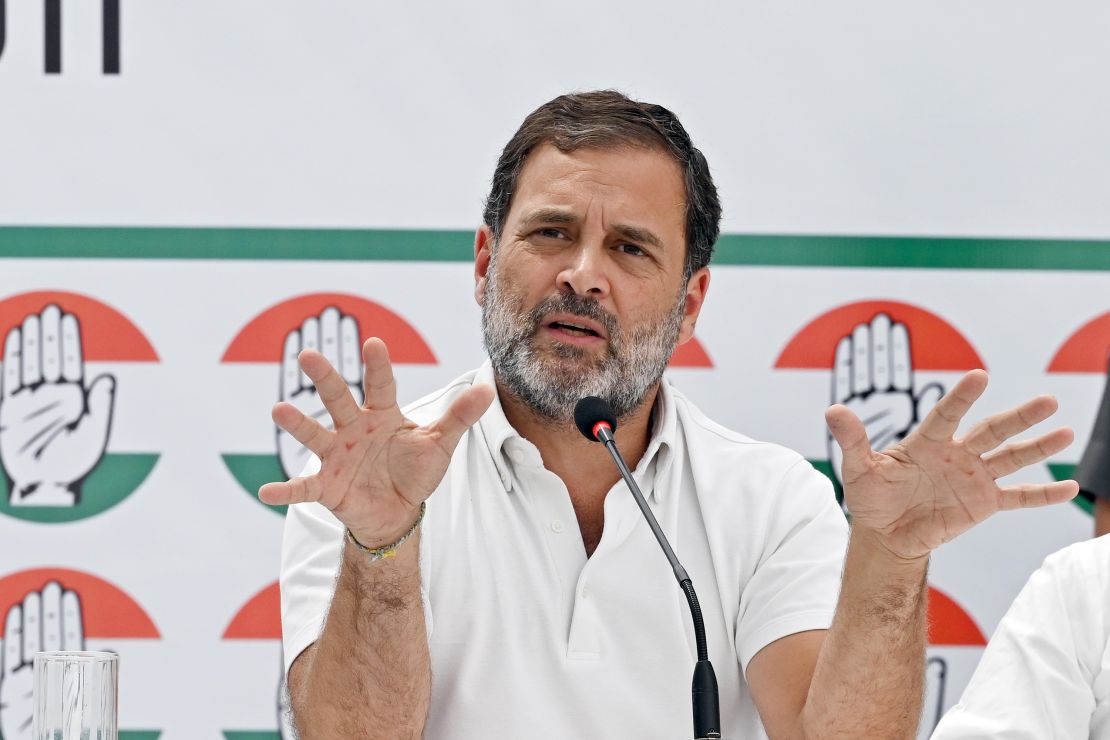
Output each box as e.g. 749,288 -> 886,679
827,370 -> 1077,560
259,338 -> 493,547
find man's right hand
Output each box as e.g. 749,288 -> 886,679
259,338 -> 495,547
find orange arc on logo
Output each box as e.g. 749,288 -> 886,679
1047,311 -> 1110,373
775,300 -> 985,371
223,581 -> 281,640
0,568 -> 160,639
0,291 -> 158,362
669,337 -> 712,368
927,585 -> 986,646
222,293 -> 435,364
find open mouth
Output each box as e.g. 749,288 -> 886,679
547,320 -> 602,338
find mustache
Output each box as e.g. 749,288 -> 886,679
527,293 -> 618,338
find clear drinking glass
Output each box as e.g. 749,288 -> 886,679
32,651 -> 118,740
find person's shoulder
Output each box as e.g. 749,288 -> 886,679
1040,534 -> 1110,579
400,367 -> 483,425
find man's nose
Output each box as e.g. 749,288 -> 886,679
556,243 -> 611,298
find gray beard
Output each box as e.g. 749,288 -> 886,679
480,255 -> 687,424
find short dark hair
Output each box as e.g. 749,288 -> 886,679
482,90 -> 721,279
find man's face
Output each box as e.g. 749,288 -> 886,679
476,142 -> 709,422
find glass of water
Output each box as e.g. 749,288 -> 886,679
32,651 -> 118,740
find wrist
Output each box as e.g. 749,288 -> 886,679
849,526 -> 930,574
347,503 -> 426,562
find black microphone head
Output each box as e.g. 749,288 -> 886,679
574,396 -> 617,442
1077,353 -> 1110,499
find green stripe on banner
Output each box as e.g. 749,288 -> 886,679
119,731 -> 161,740
222,732 -> 280,740
1,227 -> 1110,270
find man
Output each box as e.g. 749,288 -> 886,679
931,534 -> 1110,738
265,91 -> 1077,739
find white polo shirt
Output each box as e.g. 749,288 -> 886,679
281,363 -> 849,739
932,534 -> 1110,739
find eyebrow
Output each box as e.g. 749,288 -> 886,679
517,208 -> 665,250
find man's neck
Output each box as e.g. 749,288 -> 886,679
495,379 -> 659,493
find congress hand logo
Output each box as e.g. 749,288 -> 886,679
1,306 -> 115,507
0,581 -> 84,740
827,312 -> 944,500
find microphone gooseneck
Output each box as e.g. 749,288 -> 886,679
573,396 -> 723,740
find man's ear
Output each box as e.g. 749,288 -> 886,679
676,267 -> 710,346
474,225 -> 495,306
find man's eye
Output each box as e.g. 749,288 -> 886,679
535,228 -> 566,240
619,244 -> 647,257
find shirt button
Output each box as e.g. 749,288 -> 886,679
550,519 -> 565,533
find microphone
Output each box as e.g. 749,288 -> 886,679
574,397 -> 723,740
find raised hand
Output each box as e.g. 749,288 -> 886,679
259,338 -> 495,546
0,582 -> 84,740
827,370 -> 1078,561
828,313 -> 943,494
0,306 -> 116,507
276,307 -> 364,481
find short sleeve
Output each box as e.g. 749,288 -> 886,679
931,544 -> 1101,739
735,458 -> 849,673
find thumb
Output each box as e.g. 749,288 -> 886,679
430,384 -> 496,453
825,404 -> 872,478
83,374 -> 117,442
915,382 -> 944,424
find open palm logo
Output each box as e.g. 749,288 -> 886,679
0,293 -> 159,523
0,569 -> 161,740
1,305 -> 115,507
775,299 -> 986,502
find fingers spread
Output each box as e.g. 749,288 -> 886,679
298,350 -> 360,429
998,479 -> 1079,511
982,427 -> 1075,479
915,370 -> 988,442
362,338 -> 397,411
272,401 -> 334,457
962,395 -> 1059,456
429,384 -> 496,455
259,474 -> 324,507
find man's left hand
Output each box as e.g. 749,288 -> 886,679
827,369 -> 1078,561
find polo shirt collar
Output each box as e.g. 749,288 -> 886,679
474,360 -> 677,503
